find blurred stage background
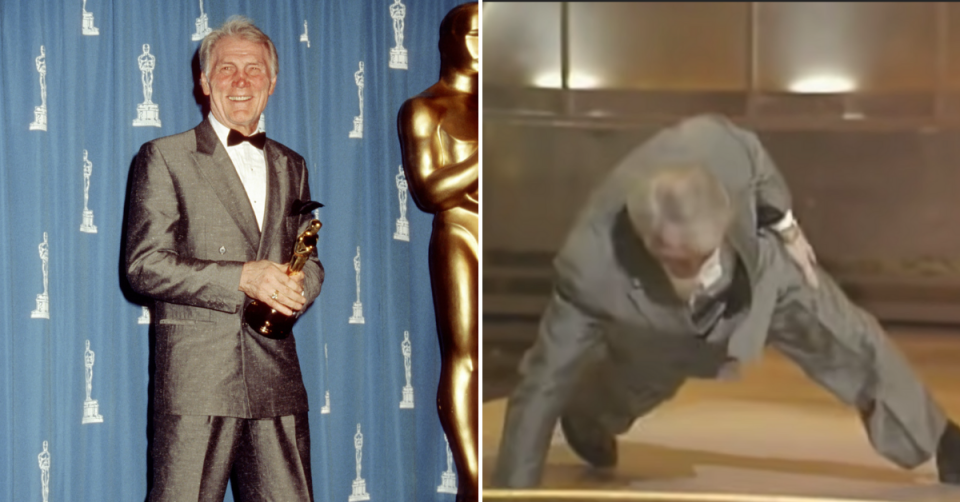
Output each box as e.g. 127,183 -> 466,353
482,3 -> 960,499
483,1 -> 960,397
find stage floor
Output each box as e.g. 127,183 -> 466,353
483,327 -> 960,501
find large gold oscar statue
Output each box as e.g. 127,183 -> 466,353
397,3 -> 478,500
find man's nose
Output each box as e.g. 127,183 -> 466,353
233,73 -> 249,87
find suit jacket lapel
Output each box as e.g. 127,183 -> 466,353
258,141 -> 289,261
722,193 -> 780,361
193,120 -> 261,252
726,193 -> 759,285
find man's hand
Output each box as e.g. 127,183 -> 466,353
239,260 -> 306,316
779,224 -> 820,289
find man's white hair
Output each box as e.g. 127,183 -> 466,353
200,15 -> 278,79
624,163 -> 733,256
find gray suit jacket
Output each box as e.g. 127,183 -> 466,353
125,119 -> 324,419
494,114 -> 795,487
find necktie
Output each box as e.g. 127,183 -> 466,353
226,129 -> 267,150
690,291 -> 727,336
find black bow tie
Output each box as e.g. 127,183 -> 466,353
226,129 -> 267,150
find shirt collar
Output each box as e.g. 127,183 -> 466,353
697,246 -> 723,288
209,115 -> 264,150
663,246 -> 724,292
208,114 -> 234,150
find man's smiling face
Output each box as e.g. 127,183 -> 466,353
201,35 -> 276,135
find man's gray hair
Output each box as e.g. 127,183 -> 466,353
625,163 -> 733,255
200,15 -> 278,79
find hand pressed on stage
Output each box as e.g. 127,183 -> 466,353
239,260 -> 306,316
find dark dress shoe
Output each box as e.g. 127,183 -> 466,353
560,413 -> 617,469
938,420 -> 960,484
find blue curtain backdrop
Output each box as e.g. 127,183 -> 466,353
0,0 -> 466,500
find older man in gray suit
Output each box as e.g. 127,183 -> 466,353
125,16 -> 322,501
493,114 -> 960,487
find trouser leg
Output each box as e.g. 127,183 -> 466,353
769,266 -> 947,469
232,412 -> 314,501
148,414 -> 242,502
149,413 -> 314,502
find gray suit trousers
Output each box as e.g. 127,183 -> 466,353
149,413 -> 314,502
570,245 -> 948,470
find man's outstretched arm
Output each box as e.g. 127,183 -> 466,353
493,277 -> 603,488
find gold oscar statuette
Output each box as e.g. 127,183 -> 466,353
243,219 -> 322,339
397,3 -> 479,500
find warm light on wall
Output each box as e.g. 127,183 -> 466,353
532,72 -> 562,88
530,72 -> 600,89
788,74 -> 857,94
567,72 -> 600,89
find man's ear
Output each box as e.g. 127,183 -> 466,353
200,73 -> 211,96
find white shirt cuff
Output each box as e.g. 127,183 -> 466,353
771,210 -> 796,231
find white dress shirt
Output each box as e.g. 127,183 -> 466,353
209,115 -> 268,230
665,247 -> 723,303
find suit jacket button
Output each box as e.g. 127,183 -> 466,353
219,246 -> 226,255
